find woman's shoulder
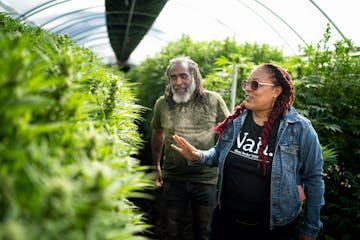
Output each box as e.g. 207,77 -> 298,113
285,107 -> 315,130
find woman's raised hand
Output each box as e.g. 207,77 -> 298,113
171,134 -> 200,161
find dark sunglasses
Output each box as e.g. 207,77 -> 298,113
241,80 -> 275,91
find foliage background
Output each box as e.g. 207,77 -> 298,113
127,28 -> 360,239
1,11 -> 359,239
286,27 -> 360,239
126,35 -> 284,139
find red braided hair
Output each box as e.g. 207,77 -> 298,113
214,63 -> 295,173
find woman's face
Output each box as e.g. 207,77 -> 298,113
243,67 -> 282,112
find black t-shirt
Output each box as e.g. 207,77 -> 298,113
221,113 -> 280,223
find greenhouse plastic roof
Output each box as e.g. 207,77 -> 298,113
1,0 -> 359,66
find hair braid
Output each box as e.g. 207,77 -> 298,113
214,102 -> 246,135
258,94 -> 288,173
257,64 -> 294,172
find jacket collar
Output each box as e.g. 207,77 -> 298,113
232,106 -> 300,125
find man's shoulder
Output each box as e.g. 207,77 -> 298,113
155,95 -> 166,101
203,90 -> 228,108
204,90 -> 224,100
154,95 -> 166,105
153,96 -> 168,113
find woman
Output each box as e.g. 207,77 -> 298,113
171,63 -> 325,240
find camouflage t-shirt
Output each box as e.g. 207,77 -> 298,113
151,90 -> 229,184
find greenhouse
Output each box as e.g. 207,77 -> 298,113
1,0 -> 359,239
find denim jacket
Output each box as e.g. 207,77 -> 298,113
197,107 -> 325,238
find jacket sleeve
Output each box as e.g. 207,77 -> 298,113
299,121 -> 325,238
197,134 -> 226,167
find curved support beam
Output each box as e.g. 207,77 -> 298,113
69,21 -> 159,41
39,5 -> 104,28
0,1 -> 19,14
46,10 -> 158,32
50,14 -> 105,33
74,31 -> 109,43
236,0 -> 297,54
18,0 -> 71,21
308,0 -> 347,40
254,0 -> 308,46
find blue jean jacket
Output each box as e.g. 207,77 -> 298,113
197,107 -> 325,238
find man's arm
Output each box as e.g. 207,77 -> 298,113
151,128 -> 165,187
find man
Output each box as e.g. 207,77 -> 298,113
151,56 -> 230,240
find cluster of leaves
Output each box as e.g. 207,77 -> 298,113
128,26 -> 360,239
0,13 -> 153,240
203,30 -> 360,238
284,25 -> 360,239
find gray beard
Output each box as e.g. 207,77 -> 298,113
171,80 -> 196,103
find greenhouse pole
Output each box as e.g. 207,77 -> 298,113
308,0 -> 347,40
230,65 -> 238,112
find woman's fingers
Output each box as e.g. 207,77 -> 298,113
172,135 -> 201,161
173,134 -> 187,147
171,143 -> 182,153
172,134 -> 195,160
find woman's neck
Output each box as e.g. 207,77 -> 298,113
251,110 -> 271,126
